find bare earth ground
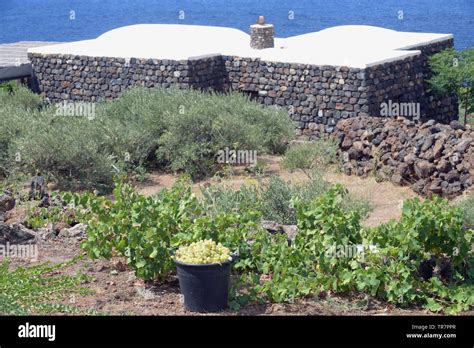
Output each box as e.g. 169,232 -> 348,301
4,156 -> 470,316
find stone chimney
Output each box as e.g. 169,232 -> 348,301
250,16 -> 274,49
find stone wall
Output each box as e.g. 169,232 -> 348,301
28,38 -> 457,134
332,116 -> 473,197
365,38 -> 457,124
411,39 -> 458,122
28,53 -> 229,101
222,56 -> 368,134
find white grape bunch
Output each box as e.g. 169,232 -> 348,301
175,239 -> 232,265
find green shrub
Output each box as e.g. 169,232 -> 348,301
0,106 -> 43,177
259,175 -> 333,224
457,194 -> 474,229
343,191 -> 373,220
0,86 -> 43,177
280,138 -> 371,220
259,176 -> 296,224
0,80 -> 19,94
155,89 -> 294,179
200,176 -> 321,225
282,138 -> 338,179
200,174 -> 369,225
230,185 -> 363,304
231,190 -> 473,313
95,88 -> 169,169
0,84 -> 42,110
26,202 -> 78,229
262,175 -> 371,224
360,197 -> 473,313
427,47 -> 474,125
200,182 -> 261,217
65,179 -> 198,281
401,197 -> 470,266
0,88 -> 110,188
3,87 -> 294,188
11,109 -> 115,191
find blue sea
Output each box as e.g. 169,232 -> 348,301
1,0 -> 472,49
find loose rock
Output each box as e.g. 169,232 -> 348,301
332,116 -> 473,197
0,223 -> 36,244
0,193 -> 15,213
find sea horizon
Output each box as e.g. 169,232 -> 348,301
1,0 -> 473,49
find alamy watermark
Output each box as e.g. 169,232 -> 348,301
216,147 -> 258,165
325,243 -> 378,261
0,243 -> 38,261
54,101 -> 96,120
380,100 -> 420,120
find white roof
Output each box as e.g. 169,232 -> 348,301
28,24 -> 453,68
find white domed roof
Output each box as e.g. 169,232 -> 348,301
28,24 -> 452,68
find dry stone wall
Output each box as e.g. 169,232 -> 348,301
223,56 -> 369,134
411,39 -> 459,122
28,38 -> 457,134
332,117 -> 473,197
365,39 -> 457,124
28,53 -> 229,101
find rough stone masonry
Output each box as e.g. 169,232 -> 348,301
332,117 -> 473,197
28,25 -> 457,137
250,16 -> 275,49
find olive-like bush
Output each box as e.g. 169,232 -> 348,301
281,138 -> 339,179
457,194 -> 474,229
155,89 -> 294,179
0,86 -> 43,177
0,84 -> 42,110
4,87 -> 295,189
10,109 -> 115,191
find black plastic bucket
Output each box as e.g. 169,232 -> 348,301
174,259 -> 232,312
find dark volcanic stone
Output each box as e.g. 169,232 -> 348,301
414,161 -> 434,179
421,135 -> 434,152
450,120 -> 465,131
0,223 -> 36,245
341,137 -> 353,150
429,179 -> 443,194
372,135 -> 383,146
0,194 -> 15,212
391,173 -> 403,185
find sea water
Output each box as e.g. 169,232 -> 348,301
0,0 -> 472,49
